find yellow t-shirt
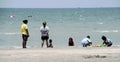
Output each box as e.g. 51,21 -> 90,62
21,24 -> 28,35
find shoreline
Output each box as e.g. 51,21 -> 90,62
0,47 -> 120,62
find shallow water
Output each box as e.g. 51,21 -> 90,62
0,8 -> 120,48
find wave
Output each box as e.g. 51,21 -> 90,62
98,22 -> 103,25
95,30 -> 119,33
0,46 -> 21,49
0,46 -> 37,49
0,32 -> 20,35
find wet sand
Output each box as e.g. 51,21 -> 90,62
0,47 -> 120,62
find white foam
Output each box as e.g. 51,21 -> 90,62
5,32 -> 20,35
101,31 -> 109,33
95,30 -> 119,33
0,32 -> 20,35
112,30 -> 118,32
98,22 -> 103,25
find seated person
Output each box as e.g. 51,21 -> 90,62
68,37 -> 74,46
81,35 -> 92,47
48,39 -> 53,48
101,36 -> 112,47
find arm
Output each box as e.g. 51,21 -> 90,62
103,41 -> 107,46
26,29 -> 29,37
25,25 -> 29,37
46,26 -> 49,33
45,26 -> 49,35
89,42 -> 92,46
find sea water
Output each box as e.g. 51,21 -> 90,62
0,8 -> 120,49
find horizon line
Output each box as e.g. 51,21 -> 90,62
0,7 -> 120,9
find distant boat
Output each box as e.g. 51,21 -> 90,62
9,15 -> 16,18
28,15 -> 32,17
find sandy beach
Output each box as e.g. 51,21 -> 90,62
0,47 -> 120,62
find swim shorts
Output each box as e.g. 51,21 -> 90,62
22,34 -> 28,41
41,36 -> 49,41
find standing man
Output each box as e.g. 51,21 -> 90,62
21,20 -> 29,48
40,22 -> 49,48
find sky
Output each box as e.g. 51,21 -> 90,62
0,0 -> 120,8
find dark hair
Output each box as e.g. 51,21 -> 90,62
87,35 -> 90,38
69,37 -> 73,41
23,20 -> 28,24
49,39 -> 52,43
43,22 -> 46,25
101,36 -> 107,40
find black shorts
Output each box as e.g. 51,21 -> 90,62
22,34 -> 28,41
41,36 -> 49,41
107,42 -> 112,47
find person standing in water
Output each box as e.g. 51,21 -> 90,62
40,22 -> 49,48
21,20 -> 29,48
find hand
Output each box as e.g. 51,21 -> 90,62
27,35 -> 29,37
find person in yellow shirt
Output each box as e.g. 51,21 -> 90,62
21,20 -> 29,48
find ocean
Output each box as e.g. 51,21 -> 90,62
0,8 -> 120,49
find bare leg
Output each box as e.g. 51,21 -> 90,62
41,40 -> 44,48
22,40 -> 27,48
46,40 -> 49,48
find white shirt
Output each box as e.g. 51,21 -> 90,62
107,38 -> 112,43
40,26 -> 49,36
81,38 -> 91,44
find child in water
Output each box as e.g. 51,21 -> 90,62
81,35 -> 92,47
101,36 -> 112,47
68,37 -> 74,46
95,36 -> 112,47
48,39 -> 53,48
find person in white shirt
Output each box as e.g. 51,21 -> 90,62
40,22 -> 49,48
81,35 -> 92,47
101,36 -> 112,47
